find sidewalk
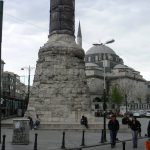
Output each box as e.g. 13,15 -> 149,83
1,117 -> 149,150
0,128 -> 148,150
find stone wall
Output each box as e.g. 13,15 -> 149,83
26,34 -> 91,123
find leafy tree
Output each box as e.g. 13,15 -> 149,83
111,86 -> 123,110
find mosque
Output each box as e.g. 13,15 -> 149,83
76,22 -> 149,116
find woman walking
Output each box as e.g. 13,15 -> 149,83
128,116 -> 141,148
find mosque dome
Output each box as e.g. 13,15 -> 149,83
86,44 -> 116,55
85,43 -> 123,71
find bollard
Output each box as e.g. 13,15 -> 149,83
61,131 -> 65,149
1,135 -> 6,150
100,129 -> 104,143
33,133 -> 38,150
81,130 -> 85,146
122,141 -> 126,150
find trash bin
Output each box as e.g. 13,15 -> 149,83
12,118 -> 30,145
17,109 -> 22,117
145,140 -> 150,150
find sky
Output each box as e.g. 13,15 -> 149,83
1,0 -> 150,85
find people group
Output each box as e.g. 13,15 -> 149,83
27,113 -> 150,149
28,114 -> 40,130
108,114 -> 143,149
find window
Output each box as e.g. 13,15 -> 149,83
88,56 -> 91,62
95,55 -> 98,62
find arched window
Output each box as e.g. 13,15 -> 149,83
95,55 -> 98,62
88,56 -> 91,62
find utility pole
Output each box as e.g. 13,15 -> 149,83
0,0 -> 4,144
21,66 -> 34,111
27,66 -> 31,108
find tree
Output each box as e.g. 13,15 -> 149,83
111,86 -> 123,110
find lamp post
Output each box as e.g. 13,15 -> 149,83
103,39 -> 115,142
93,39 -> 115,142
0,0 -> 4,144
21,66 -> 34,111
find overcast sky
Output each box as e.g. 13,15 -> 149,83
1,0 -> 150,84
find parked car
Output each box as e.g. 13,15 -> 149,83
124,111 -> 133,117
133,110 -> 146,117
145,111 -> 150,117
133,111 -> 140,117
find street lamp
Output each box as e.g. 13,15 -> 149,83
21,66 -> 34,112
0,0 -> 4,144
93,39 -> 115,142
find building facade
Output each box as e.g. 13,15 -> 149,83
2,71 -> 27,118
84,44 -> 148,116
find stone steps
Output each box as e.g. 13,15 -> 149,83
1,118 -> 130,132
37,123 -> 130,132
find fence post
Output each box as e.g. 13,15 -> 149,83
81,130 -> 85,146
100,129 -> 104,143
1,135 -> 6,150
61,131 -> 65,149
122,141 -> 126,150
33,133 -> 38,150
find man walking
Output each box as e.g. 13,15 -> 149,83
108,114 -> 119,148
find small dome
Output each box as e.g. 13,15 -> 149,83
85,63 -> 99,67
114,64 -> 128,69
86,44 -> 116,55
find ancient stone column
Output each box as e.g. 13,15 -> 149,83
49,0 -> 75,36
26,0 -> 91,124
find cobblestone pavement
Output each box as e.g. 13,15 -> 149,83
1,117 -> 150,150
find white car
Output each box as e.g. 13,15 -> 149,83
145,111 -> 150,117
133,112 -> 140,117
133,110 -> 146,117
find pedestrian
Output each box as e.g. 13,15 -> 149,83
33,114 -> 40,130
122,115 -> 129,125
138,124 -> 141,137
27,116 -> 33,129
108,114 -> 119,148
147,120 -> 150,137
84,116 -> 88,129
80,115 -> 88,129
128,116 -> 141,148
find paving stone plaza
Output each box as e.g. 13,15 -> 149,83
0,117 -> 149,150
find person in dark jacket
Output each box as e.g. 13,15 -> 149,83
128,117 -> 141,148
27,116 -> 33,129
80,115 -> 88,129
108,115 -> 119,148
147,121 -> 150,137
122,115 -> 129,125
